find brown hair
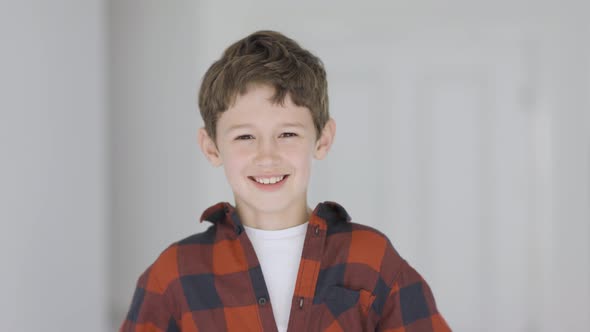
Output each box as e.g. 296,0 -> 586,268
198,30 -> 329,142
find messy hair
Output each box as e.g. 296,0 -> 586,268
198,30 -> 329,142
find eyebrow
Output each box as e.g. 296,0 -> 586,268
225,122 -> 306,133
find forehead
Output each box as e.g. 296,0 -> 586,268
218,85 -> 313,130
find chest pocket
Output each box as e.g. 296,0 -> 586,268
319,285 -> 376,331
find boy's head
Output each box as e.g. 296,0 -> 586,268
197,31 -> 335,216
198,30 -> 329,144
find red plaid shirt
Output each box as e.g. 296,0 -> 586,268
120,201 -> 451,331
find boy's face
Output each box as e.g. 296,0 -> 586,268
198,84 -> 335,215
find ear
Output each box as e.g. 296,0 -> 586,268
314,118 -> 336,160
198,127 -> 223,167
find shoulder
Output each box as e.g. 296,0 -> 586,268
323,217 -> 404,281
346,221 -> 391,248
345,222 -> 405,278
316,201 -> 405,279
141,224 -> 219,292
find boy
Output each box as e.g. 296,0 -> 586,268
120,30 -> 450,332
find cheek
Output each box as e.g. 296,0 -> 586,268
285,145 -> 314,175
220,148 -> 249,178
282,139 -> 315,154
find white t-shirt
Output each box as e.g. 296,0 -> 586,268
243,221 -> 308,332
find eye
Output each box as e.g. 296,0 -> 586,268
279,132 -> 298,138
235,134 -> 254,140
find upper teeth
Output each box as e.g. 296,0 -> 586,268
254,175 -> 285,184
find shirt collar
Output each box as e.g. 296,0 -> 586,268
199,201 -> 351,235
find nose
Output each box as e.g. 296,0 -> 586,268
254,137 -> 280,167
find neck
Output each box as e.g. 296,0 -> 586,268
235,197 -> 311,231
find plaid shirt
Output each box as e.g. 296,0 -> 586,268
120,201 -> 450,332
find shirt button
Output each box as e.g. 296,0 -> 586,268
258,297 -> 267,305
314,225 -> 320,236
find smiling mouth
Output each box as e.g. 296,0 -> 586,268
248,175 -> 289,185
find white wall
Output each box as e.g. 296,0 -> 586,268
542,31 -> 590,330
0,1 -> 107,331
108,1 -> 205,327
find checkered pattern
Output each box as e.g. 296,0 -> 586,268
120,201 -> 450,331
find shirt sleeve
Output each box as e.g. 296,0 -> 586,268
119,267 -> 180,332
376,259 -> 451,331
